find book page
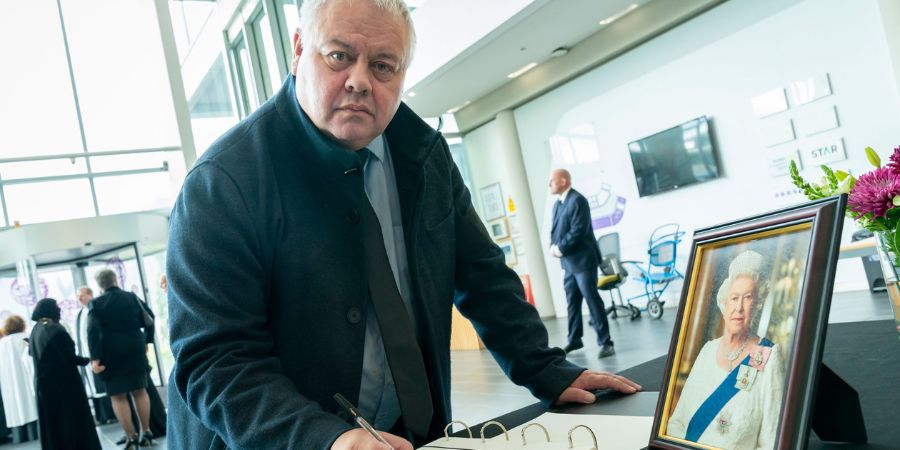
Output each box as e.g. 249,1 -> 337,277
419,413 -> 652,449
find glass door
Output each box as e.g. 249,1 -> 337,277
4,244 -> 171,387
78,244 -> 168,386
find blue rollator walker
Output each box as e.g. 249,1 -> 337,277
621,223 -> 686,319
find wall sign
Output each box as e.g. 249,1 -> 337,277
795,104 -> 839,136
788,73 -> 832,106
751,87 -> 789,118
800,138 -> 846,167
760,118 -> 796,147
768,148 -> 801,177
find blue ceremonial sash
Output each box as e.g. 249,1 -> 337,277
684,338 -> 774,442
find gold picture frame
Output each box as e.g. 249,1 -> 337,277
649,196 -> 847,450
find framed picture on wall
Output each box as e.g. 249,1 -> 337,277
480,182 -> 505,220
649,195 -> 846,450
488,218 -> 510,241
499,240 -> 517,267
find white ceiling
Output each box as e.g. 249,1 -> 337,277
404,0 -> 654,118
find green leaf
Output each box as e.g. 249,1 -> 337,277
885,208 -> 900,221
834,170 -> 850,181
893,224 -> 900,258
820,165 -> 839,190
865,146 -> 881,168
789,160 -> 826,200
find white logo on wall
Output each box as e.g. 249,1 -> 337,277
587,183 -> 627,231
800,139 -> 846,167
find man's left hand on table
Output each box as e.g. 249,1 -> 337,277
555,370 -> 642,405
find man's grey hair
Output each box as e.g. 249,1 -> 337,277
297,0 -> 417,69
77,286 -> 93,295
95,269 -> 118,291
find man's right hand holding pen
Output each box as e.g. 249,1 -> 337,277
331,428 -> 412,450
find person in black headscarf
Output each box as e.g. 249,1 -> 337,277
29,298 -> 101,450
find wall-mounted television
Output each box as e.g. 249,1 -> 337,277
628,116 -> 721,197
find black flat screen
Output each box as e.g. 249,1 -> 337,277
628,116 -> 720,197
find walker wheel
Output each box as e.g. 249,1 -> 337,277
648,299 -> 664,320
629,305 -> 641,320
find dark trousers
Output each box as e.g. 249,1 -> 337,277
564,269 -> 613,346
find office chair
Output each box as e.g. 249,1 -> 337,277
596,233 -> 640,320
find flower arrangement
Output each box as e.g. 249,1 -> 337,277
789,146 -> 900,253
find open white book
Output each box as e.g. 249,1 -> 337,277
419,413 -> 653,450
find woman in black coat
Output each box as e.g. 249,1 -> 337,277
87,269 -> 154,448
30,298 -> 101,450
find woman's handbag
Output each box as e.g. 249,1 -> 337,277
133,294 -> 155,343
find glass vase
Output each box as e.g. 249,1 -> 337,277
872,231 -> 900,341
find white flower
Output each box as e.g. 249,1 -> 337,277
835,176 -> 854,195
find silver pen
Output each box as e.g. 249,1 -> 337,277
333,393 -> 394,449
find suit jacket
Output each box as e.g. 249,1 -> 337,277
166,76 -> 583,449
87,287 -> 152,381
551,189 -> 601,273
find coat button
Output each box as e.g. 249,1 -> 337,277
346,307 -> 362,324
347,208 -> 360,224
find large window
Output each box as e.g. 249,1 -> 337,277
0,0 -> 189,227
0,1 -> 83,159
224,0 -> 295,119
172,0 -> 300,159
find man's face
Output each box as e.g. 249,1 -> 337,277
77,288 -> 93,307
548,173 -> 568,195
291,0 -> 408,150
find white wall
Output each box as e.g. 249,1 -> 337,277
465,118 -> 558,317
505,0 -> 900,317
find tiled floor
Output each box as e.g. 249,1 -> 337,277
2,290 -> 893,449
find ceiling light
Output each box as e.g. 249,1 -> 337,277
599,4 -> 638,25
447,101 -> 471,114
550,47 -> 569,58
507,62 -> 538,79
407,91 -> 417,97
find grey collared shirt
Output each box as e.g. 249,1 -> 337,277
356,134 -> 416,430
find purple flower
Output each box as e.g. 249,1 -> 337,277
848,166 -> 900,217
889,145 -> 900,173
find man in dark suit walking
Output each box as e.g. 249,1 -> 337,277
549,169 -> 615,358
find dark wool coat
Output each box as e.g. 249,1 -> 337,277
30,320 -> 101,450
166,77 -> 583,449
87,287 -> 152,382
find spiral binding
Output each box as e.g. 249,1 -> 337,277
428,419 -> 599,449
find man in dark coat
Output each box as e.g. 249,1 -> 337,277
29,298 -> 101,450
549,169 -> 615,358
166,1 -> 640,449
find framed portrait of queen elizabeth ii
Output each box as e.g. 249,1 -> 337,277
650,195 -> 847,450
